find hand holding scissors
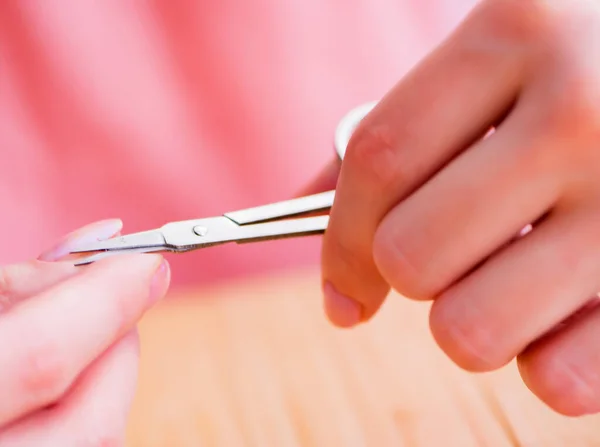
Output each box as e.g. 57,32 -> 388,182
322,0 -> 600,418
68,0 -> 600,419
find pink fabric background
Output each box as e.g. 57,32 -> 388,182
0,1 -> 477,288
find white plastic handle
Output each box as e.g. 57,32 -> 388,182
333,101 -> 377,160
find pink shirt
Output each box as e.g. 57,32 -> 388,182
0,1 -> 477,288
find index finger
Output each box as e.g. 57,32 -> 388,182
321,0 -> 526,326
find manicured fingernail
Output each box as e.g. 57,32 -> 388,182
149,258 -> 170,304
38,219 -> 123,261
323,281 -> 362,328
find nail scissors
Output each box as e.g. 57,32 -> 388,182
70,101 -> 377,265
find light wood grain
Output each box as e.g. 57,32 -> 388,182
126,268 -> 600,446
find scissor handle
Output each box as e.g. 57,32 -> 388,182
334,101 -> 377,160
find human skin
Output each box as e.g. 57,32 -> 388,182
0,221 -> 170,446
321,0 -> 600,417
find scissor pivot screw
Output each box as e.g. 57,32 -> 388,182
193,226 -> 208,237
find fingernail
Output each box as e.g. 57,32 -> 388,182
323,281 -> 362,328
38,219 -> 123,261
149,258 -> 170,304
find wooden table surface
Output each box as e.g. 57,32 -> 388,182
125,268 -> 600,446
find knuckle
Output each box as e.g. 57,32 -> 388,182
544,78 -> 600,140
18,337 -> 70,400
482,0 -> 600,56
476,0 -> 575,49
429,299 -> 501,371
372,225 -> 436,301
345,121 -> 405,194
524,72 -> 600,173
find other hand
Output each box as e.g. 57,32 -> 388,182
0,220 -> 170,446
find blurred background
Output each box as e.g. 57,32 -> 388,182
0,0 -> 476,289
7,2 -> 598,446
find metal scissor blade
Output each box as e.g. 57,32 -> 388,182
69,229 -> 167,254
68,213 -> 330,266
73,246 -> 165,266
157,215 -> 331,250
